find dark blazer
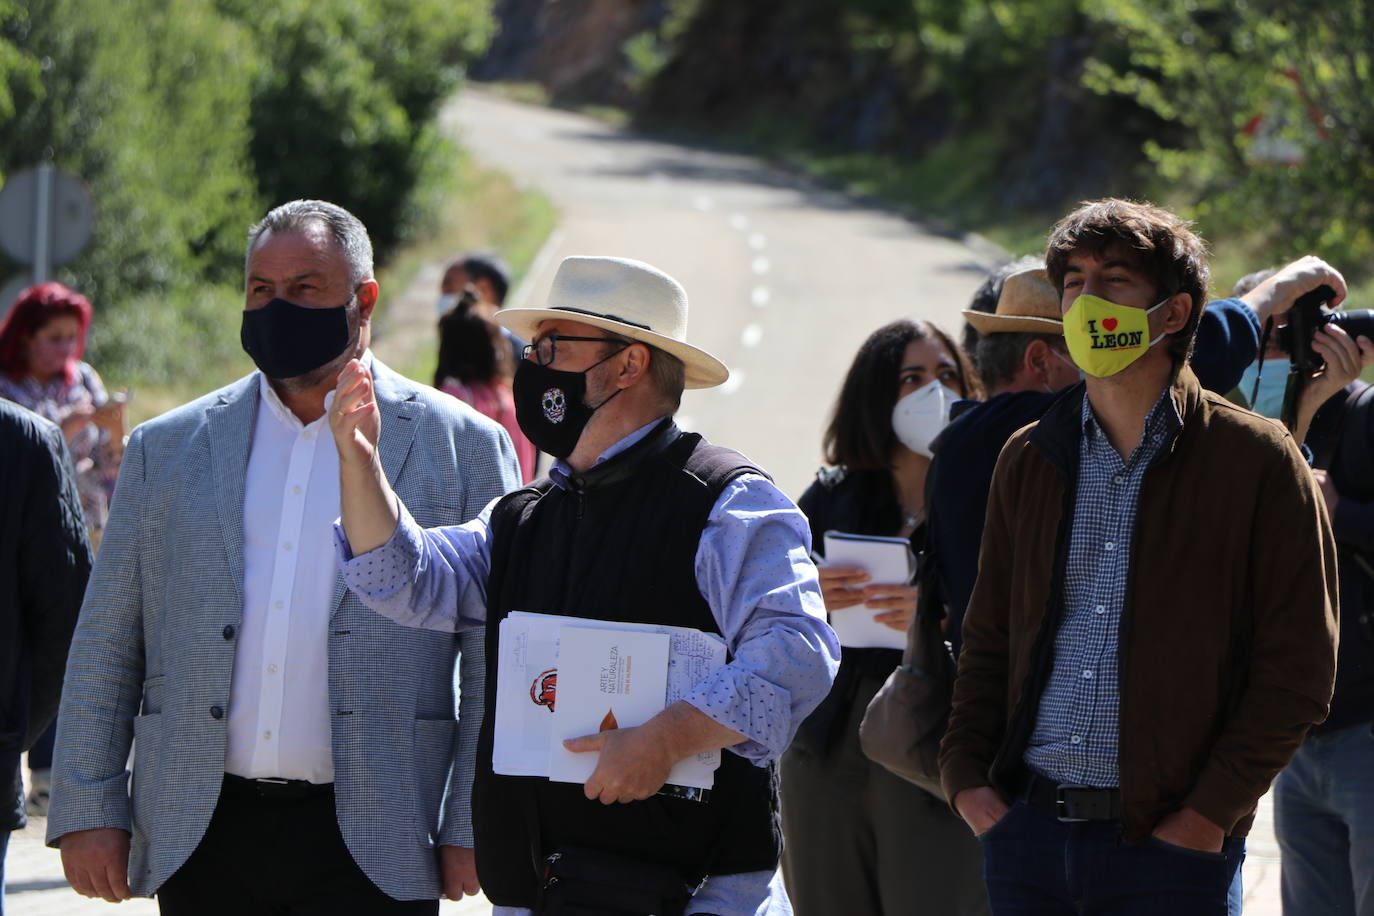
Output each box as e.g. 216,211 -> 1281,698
0,398 -> 91,760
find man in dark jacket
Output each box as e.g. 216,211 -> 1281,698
0,398 -> 91,911
939,199 -> 1338,916
931,255 -> 1352,659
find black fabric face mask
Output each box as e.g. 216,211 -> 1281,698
512,353 -> 623,459
240,297 -> 352,380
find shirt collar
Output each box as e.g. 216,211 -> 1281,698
1080,384 -> 1182,455
549,416 -> 668,491
257,349 -> 373,432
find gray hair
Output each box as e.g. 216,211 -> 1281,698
602,332 -> 686,413
1232,266 -> 1278,299
245,199 -> 374,287
973,330 -> 1064,392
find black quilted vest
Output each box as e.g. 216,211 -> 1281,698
472,420 -> 783,906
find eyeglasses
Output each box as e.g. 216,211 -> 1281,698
521,334 -> 626,367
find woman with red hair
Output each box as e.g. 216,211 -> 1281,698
0,282 -> 124,539
0,282 -> 124,817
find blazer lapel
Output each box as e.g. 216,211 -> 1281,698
206,376 -> 260,607
330,360 -> 423,617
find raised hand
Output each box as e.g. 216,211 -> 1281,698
329,358 -> 381,471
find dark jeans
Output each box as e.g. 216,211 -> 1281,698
157,777 -> 438,916
0,821 -> 10,916
979,802 -> 1244,916
1274,721 -> 1374,916
26,722 -> 55,771
3,749 -> 22,916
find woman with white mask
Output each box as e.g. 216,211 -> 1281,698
781,319 -> 988,916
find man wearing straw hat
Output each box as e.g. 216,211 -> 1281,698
329,255 -> 840,915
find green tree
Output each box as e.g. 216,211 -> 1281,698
1082,0 -> 1374,273
217,0 -> 494,258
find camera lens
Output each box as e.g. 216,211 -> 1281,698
1328,309 -> 1374,341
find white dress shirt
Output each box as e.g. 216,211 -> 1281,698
225,374 -> 343,783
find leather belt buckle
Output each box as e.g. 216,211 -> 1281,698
1055,785 -> 1113,823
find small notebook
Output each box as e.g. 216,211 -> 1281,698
821,531 -> 916,650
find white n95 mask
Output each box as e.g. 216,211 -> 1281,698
892,379 -> 955,457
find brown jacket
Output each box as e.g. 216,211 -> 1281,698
939,366 -> 1338,840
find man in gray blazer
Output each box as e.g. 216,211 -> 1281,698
47,200 -> 520,913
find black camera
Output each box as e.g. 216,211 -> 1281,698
1276,284 -> 1374,372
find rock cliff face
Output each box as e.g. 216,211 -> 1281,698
474,0 -> 663,105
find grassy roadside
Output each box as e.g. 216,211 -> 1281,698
103,147 -> 555,429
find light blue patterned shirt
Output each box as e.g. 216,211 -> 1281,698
337,419 -> 839,916
1023,388 -> 1181,788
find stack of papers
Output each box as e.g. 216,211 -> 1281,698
822,530 -> 915,650
493,612 -> 727,792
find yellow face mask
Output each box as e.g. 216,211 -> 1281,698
1061,294 -> 1168,378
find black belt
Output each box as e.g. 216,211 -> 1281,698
223,773 -> 333,801
1025,774 -> 1121,823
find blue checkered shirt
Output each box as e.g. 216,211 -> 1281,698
1023,387 -> 1182,787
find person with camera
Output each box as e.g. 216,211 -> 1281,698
939,199 -> 1338,915
1236,282 -> 1374,916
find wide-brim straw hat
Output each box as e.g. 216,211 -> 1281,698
494,256 -> 729,389
962,266 -> 1064,335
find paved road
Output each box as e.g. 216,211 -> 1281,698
5,90 -> 1286,915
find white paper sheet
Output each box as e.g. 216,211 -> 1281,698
546,626 -> 670,784
493,611 -> 727,790
822,530 -> 915,650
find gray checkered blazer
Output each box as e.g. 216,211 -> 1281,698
46,360 -> 521,900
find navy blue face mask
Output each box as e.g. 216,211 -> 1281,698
241,297 -> 352,380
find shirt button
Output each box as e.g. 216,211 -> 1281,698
1094,605 -> 1106,615
282,542 -> 293,552
291,485 -> 302,495
1104,542 -> 1116,552
1071,735 -> 1082,745
1082,669 -> 1095,680
262,730 -> 272,740
222,624 -> 236,640
268,664 -> 279,674
303,430 -> 315,440
275,601 -> 284,610
209,705 -> 224,719
1112,475 -> 1123,485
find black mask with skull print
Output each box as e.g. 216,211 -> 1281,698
512,350 -> 624,459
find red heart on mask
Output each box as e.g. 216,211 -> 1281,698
1102,317 -> 1118,331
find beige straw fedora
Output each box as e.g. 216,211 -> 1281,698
962,266 -> 1064,335
494,256 -> 729,389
